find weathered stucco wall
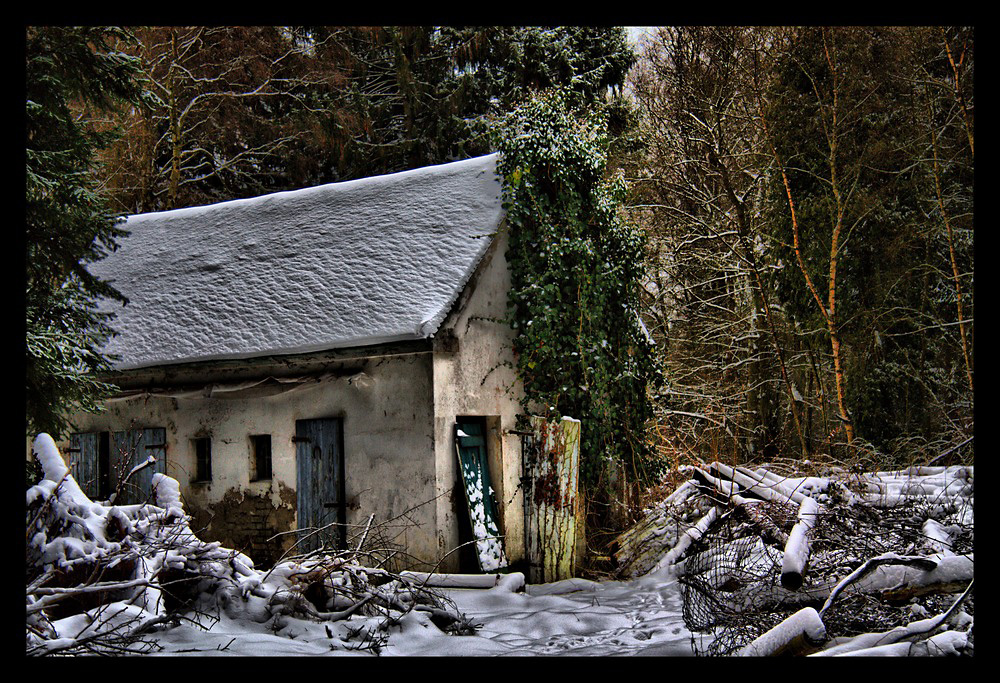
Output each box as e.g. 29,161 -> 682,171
431,223 -> 526,570
60,348 -> 446,570
51,228 -> 525,575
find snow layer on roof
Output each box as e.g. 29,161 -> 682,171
90,154 -> 504,370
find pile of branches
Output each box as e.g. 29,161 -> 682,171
244,511 -> 481,648
613,460 -> 974,656
26,434 -> 475,656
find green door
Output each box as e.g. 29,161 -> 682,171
455,418 -> 508,571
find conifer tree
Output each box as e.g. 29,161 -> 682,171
26,26 -> 147,439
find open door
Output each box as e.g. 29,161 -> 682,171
455,418 -> 508,572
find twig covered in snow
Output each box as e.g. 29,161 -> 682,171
108,455 -> 156,505
26,435 -> 257,655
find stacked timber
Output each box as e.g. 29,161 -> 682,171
613,461 -> 974,656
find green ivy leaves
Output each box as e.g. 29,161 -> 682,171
495,90 -> 660,487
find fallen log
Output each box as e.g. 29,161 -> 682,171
817,553 -> 964,618
738,500 -> 789,547
781,496 -> 820,590
813,579 -> 973,656
709,462 -> 808,505
399,572 -> 499,589
713,552 -> 974,617
833,629 -> 969,657
737,607 -> 827,657
612,481 -> 713,578
649,505 -> 719,575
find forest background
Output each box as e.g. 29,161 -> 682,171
26,26 -> 974,536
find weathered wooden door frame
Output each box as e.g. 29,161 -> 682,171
455,416 -> 508,572
294,417 -> 347,552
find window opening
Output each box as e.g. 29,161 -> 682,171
194,437 -> 212,482
251,434 -> 272,481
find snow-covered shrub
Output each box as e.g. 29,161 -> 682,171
26,434 -> 477,655
26,434 -> 254,655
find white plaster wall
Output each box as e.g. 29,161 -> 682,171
59,351 -> 448,569
49,229 -> 525,574
431,223 -> 526,568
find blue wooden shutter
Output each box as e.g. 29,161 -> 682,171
110,428 -> 166,504
69,432 -> 100,499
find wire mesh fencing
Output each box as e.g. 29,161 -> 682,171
663,465 -> 974,656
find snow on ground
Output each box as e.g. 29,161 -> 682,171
28,434 -> 695,657
29,434 -> 971,657
145,574 -> 695,656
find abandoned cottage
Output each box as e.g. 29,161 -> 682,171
53,154 -> 531,573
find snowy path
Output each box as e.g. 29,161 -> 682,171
438,576 -> 695,656
148,575 -> 695,656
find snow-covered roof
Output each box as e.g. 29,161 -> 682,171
90,154 -> 505,370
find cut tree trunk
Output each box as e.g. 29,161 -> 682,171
781,496 -> 820,589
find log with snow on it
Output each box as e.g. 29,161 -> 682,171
780,495 -> 820,590
831,630 -> 969,657
817,552 -> 974,618
813,579 -> 973,656
718,551 -> 975,618
612,480 -> 711,577
737,607 -> 827,657
648,505 -> 719,577
616,460 -> 971,587
704,462 -> 810,506
860,465 -> 973,507
398,571 -> 523,590
919,518 -> 960,556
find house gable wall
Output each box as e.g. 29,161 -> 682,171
431,222 -> 526,569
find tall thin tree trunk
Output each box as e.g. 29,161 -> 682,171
167,30 -> 181,210
927,99 -> 973,395
821,31 -> 854,450
940,29 -> 974,159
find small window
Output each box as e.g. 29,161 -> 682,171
251,434 -> 272,481
194,437 -> 212,482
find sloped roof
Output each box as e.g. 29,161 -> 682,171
91,154 -> 505,370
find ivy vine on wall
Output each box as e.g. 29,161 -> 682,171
494,90 -> 661,489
